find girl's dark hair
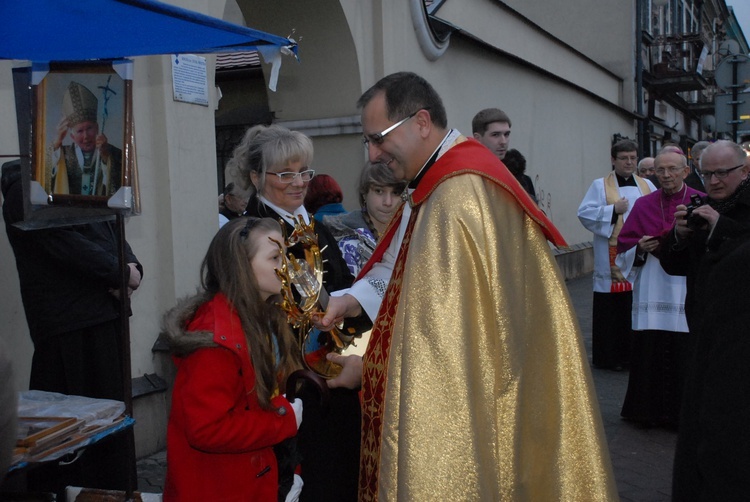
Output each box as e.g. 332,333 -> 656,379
503,149 -> 526,176
200,217 -> 301,409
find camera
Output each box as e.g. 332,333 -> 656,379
685,194 -> 707,229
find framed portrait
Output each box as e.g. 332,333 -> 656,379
24,60 -> 137,219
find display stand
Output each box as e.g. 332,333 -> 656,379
4,391 -> 136,501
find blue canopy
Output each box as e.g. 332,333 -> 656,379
0,0 -> 295,61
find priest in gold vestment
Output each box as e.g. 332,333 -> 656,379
323,72 -> 618,501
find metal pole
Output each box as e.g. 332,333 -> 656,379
732,56 -> 739,142
117,211 -> 137,500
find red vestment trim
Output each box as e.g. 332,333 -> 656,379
356,139 -> 567,283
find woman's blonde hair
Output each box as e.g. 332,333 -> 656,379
224,124 -> 313,199
200,217 -> 301,410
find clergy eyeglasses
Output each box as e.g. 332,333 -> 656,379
699,164 -> 743,180
615,155 -> 638,162
265,169 -> 316,184
362,109 -> 426,148
655,166 -> 687,175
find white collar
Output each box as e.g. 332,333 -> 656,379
259,195 -> 310,226
409,129 -> 460,185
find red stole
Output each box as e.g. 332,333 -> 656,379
358,139 -> 567,500
357,140 -> 567,281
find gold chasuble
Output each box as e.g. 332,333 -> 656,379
360,138 -> 617,501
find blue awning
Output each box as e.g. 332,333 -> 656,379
0,0 -> 296,61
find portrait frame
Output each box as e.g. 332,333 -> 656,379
25,60 -> 137,220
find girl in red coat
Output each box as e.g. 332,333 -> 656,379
162,217 -> 304,501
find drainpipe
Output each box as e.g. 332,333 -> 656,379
636,0 -> 648,155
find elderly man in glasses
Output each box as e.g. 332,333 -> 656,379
318,72 -> 617,500
657,140 -> 750,499
614,150 -> 703,429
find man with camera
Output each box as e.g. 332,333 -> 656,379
659,140 -> 750,500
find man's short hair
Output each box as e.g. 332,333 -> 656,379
471,108 -> 512,135
654,151 -> 687,168
700,140 -> 747,169
357,72 -> 448,129
637,158 -> 655,171
611,140 -> 638,158
691,141 -> 710,158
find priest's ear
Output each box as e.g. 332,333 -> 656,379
415,108 -> 433,139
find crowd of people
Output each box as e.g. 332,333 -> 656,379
3,69 -> 750,501
579,137 -> 750,500
164,72 -> 617,501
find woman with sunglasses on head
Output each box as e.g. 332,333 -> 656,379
162,217 -> 304,501
225,124 -> 360,501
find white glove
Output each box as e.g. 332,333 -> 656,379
289,398 -> 303,430
284,474 -> 304,502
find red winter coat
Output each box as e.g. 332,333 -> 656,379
162,293 -> 298,501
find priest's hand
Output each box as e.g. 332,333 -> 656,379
637,235 -> 659,254
614,197 -> 629,214
313,294 -> 362,331
326,353 -> 362,390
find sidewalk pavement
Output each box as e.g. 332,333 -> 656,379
566,273 -> 676,502
137,272 -> 677,501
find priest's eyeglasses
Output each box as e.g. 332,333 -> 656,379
699,164 -> 743,180
265,169 -> 316,184
362,109 -> 426,148
615,155 -> 638,162
655,166 -> 687,175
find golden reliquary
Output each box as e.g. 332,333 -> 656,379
272,216 -> 363,378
